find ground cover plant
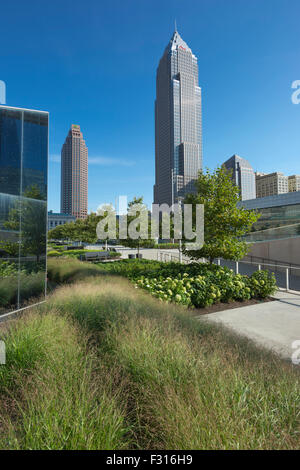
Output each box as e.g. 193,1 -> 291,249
1,259 -> 298,450
96,259 -> 277,308
47,248 -> 121,260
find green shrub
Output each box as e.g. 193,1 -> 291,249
0,261 -> 19,278
47,250 -> 62,257
98,260 -> 277,308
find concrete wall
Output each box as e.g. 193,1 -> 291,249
247,237 -> 300,265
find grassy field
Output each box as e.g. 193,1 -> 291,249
0,258 -> 299,449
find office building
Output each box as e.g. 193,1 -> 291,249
222,154 -> 256,201
0,105 -> 48,315
288,175 -> 300,193
61,124 -> 88,219
48,210 -> 76,231
256,172 -> 288,198
153,29 -> 202,206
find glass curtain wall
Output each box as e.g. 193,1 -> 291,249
0,106 -> 48,316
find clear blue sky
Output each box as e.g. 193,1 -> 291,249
1,0 -> 299,212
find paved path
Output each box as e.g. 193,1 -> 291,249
200,290 -> 300,361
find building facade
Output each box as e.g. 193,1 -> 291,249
222,154 -> 256,201
256,172 -> 288,198
153,29 -> 202,206
0,105 -> 48,315
61,124 -> 88,219
48,211 -> 76,231
288,175 -> 300,192
238,191 -> 300,242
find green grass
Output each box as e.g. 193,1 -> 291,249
1,258 -> 299,449
0,312 -> 130,450
0,271 -> 45,311
45,260 -> 300,449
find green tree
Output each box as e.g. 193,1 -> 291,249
122,197 -> 155,254
183,167 -> 260,263
3,185 -> 46,262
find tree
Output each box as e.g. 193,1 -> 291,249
182,167 -> 260,263
3,185 -> 46,262
121,197 -> 155,254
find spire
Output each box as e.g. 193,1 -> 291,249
174,19 -> 177,32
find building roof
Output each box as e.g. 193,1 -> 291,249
238,191 -> 300,210
48,211 -> 75,217
0,104 -> 48,114
163,30 -> 193,56
223,154 -> 254,170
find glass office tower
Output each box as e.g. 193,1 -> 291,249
222,154 -> 256,201
154,29 -> 202,206
0,105 -> 48,316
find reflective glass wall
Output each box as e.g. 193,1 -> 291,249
0,106 -> 48,316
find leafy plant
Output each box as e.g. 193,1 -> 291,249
183,167 -> 260,262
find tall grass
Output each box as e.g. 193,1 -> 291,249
1,259 -> 299,449
44,271 -> 300,450
0,311 -> 130,450
0,272 -> 45,310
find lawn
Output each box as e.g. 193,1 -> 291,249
0,258 -> 299,450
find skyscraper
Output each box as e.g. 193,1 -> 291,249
61,124 -> 88,219
223,154 -> 256,201
153,29 -> 202,207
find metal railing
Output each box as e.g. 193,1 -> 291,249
157,250 -> 300,292
219,258 -> 300,292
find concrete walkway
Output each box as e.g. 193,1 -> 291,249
200,290 -> 300,361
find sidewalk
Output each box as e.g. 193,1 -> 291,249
200,290 -> 300,360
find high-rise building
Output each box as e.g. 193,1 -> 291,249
153,29 -> 202,206
61,124 -> 88,219
256,172 -> 288,198
222,154 -> 256,201
288,175 -> 300,192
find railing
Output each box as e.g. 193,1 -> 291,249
216,258 -> 300,292
158,250 -> 300,292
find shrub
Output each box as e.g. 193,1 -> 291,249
47,250 -> 62,257
98,260 -> 277,308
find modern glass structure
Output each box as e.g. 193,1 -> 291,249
0,105 -> 48,316
222,154 -> 256,201
238,191 -> 300,242
153,29 -> 202,207
61,124 -> 88,219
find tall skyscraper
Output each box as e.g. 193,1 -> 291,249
153,29 -> 202,207
223,154 -> 256,201
61,124 -> 88,219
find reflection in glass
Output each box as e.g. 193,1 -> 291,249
0,106 -> 48,316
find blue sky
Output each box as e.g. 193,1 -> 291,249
1,0 -> 299,212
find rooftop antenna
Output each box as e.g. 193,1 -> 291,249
174,19 -> 177,32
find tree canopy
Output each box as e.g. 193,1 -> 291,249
183,167 -> 260,262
